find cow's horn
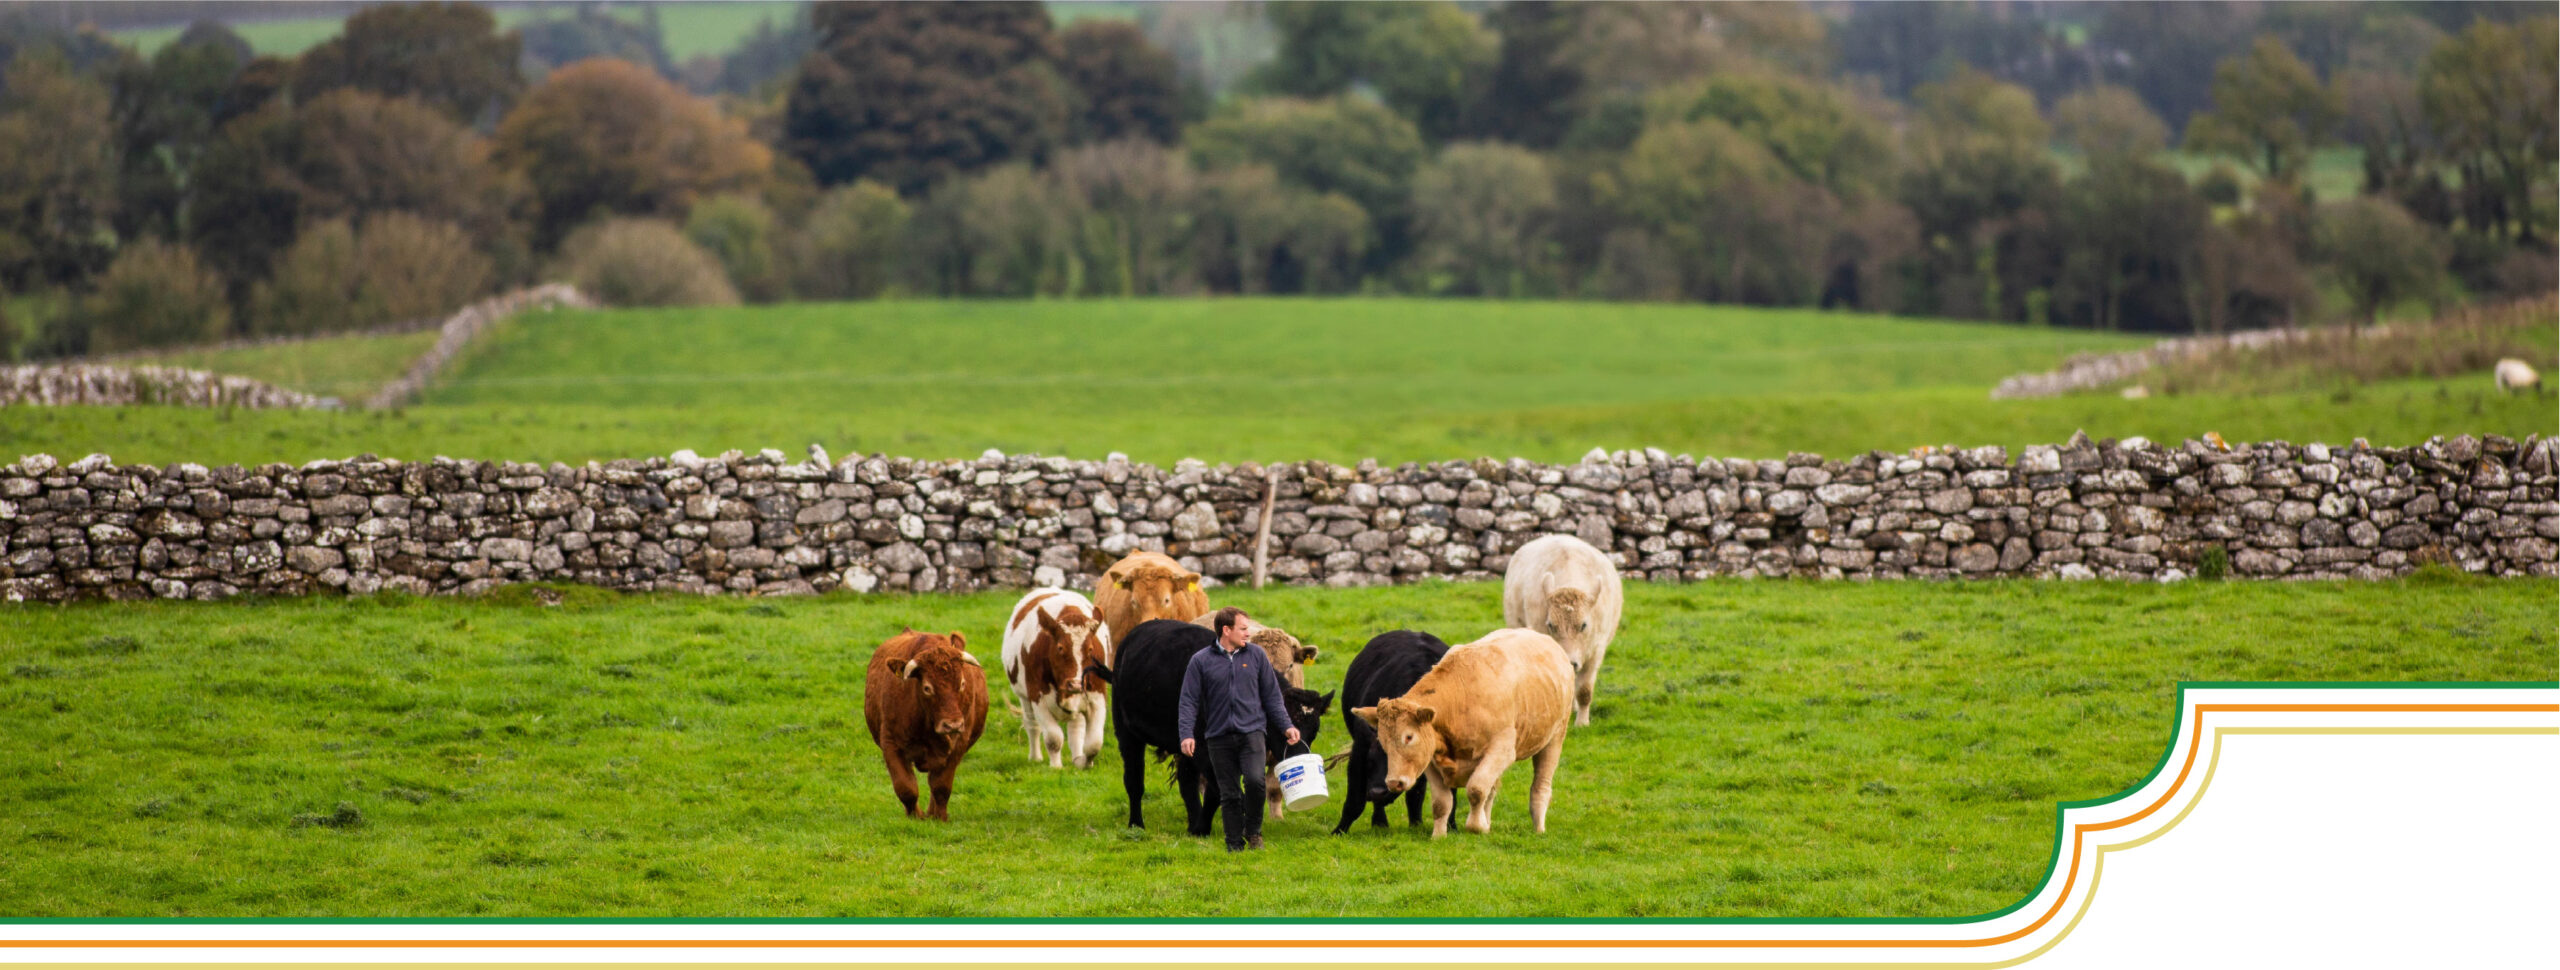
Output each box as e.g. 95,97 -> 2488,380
958,651 -> 981,667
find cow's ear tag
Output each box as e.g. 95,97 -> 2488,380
1187,581 -> 1199,591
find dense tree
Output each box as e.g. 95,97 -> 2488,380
1602,117 -> 1827,305
0,52 -> 118,288
1475,0 -> 1582,148
783,1 -> 1069,194
2053,84 -> 2169,161
1186,95 -> 1424,232
704,10 -> 813,97
2420,16 -> 2558,245
493,58 -> 770,248
2183,37 -> 2339,185
1411,142 -> 1556,296
517,6 -> 669,79
2055,159 -> 2208,331
684,194 -> 780,302
1189,164 -> 1369,294
1058,20 -> 1185,146
2088,1 -> 2258,132
1656,73 -> 1894,199
2318,196 -> 2446,327
788,180 -> 910,300
292,1 -> 523,125
252,212 -> 490,335
1249,1 -> 1494,142
82,237 -> 230,352
1834,1 -> 2091,106
108,23 -> 251,242
551,218 -> 740,306
1898,70 -> 2062,321
1049,139 -> 1200,295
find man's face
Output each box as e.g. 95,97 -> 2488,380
1221,616 -> 1255,648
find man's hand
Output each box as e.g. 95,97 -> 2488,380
1180,738 -> 1195,756
1284,727 -> 1300,746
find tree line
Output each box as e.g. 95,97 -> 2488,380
0,1 -> 2551,360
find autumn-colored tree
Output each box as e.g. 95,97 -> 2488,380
493,58 -> 771,248
2053,84 -> 2170,161
0,52 -> 118,288
551,218 -> 740,307
292,1 -> 523,124
2183,37 -> 2340,185
783,1 -> 1070,193
1058,20 -> 1186,146
251,213 -> 491,335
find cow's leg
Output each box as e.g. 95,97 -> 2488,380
1019,701 -> 1043,763
1425,770 -> 1456,838
1465,742 -> 1517,834
1078,698 -> 1110,769
1118,730 -> 1147,829
1527,736 -> 1564,834
1403,783 -> 1426,827
1332,748 -> 1369,835
882,751 -> 921,818
1039,707 -> 1067,769
925,760 -> 959,822
1575,665 -> 1597,726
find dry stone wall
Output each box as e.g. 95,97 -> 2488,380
1,364 -> 339,410
4,434 -> 2554,603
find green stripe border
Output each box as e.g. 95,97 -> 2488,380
3,680 -> 2550,927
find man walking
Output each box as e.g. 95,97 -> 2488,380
1178,607 -> 1300,851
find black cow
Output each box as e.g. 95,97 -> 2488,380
1090,619 -> 1330,833
1333,629 -> 1451,834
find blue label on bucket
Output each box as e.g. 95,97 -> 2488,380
1279,764 -> 1304,784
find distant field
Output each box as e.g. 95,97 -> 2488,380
111,2 -> 802,61
3,576 -> 2546,917
7,298 -> 2554,468
110,331 -> 438,403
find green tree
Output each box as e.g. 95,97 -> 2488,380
493,58 -> 771,248
1899,70 -> 2063,321
251,213 -> 491,335
2182,37 -> 2340,185
2420,16 -> 2558,244
551,218 -> 740,307
0,52 -> 118,289
2053,84 -> 2169,161
1049,139 -> 1200,295
1410,142 -> 1556,296
1189,164 -> 1368,295
1657,73 -> 1895,200
2317,196 -> 2446,327
783,1 -> 1069,194
1600,117 -> 1830,305
684,194 -> 780,302
108,22 -> 250,242
1185,95 -> 1423,232
1475,0 -> 1582,148
83,238 -> 231,352
248,217 -> 359,336
789,180 -> 910,300
1058,20 -> 1185,146
1249,1 -> 1494,142
2055,159 -> 2208,332
292,1 -> 524,124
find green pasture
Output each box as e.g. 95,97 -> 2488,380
111,2 -> 802,61
2,576 -> 2548,918
6,299 -> 2553,469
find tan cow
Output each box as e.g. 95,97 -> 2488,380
1351,628 -> 1573,837
1093,550 -> 1207,640
862,629 -> 989,821
1503,533 -> 1624,726
1187,610 -> 1320,688
1001,588 -> 1113,768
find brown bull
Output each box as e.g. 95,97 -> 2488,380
862,629 -> 989,821
1093,550 -> 1207,641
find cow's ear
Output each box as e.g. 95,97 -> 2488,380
1413,707 -> 1435,724
1116,579 -> 1132,590
1349,706 -> 1377,725
1318,690 -> 1336,711
1035,609 -> 1067,639
1177,572 -> 1201,589
901,660 -> 922,680
947,631 -> 966,649
1297,646 -> 1321,663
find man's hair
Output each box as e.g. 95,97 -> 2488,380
1211,606 -> 1250,635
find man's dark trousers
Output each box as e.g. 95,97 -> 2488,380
1202,731 -> 1267,848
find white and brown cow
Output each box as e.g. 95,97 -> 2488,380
1352,628 -> 1574,837
1000,588 -> 1114,768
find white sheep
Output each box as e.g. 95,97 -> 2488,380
2494,359 -> 2542,394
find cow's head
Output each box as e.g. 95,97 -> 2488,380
1542,587 -> 1594,668
899,631 -> 981,739
1350,697 -> 1441,795
1245,624 -> 1321,688
1109,561 -> 1201,626
1033,605 -> 1112,696
1282,686 -> 1332,751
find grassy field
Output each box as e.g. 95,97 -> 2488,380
107,331 -> 440,403
6,298 -> 2552,469
111,2 -> 802,61
2,576 -> 2548,918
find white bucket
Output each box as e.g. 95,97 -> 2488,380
1275,752 -> 1329,812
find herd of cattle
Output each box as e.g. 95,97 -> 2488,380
860,534 -> 1626,836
